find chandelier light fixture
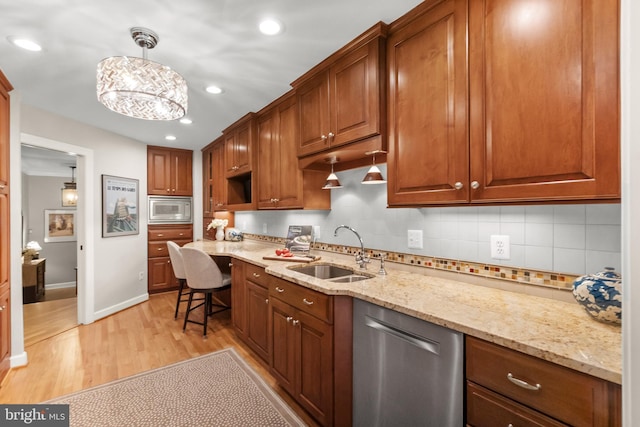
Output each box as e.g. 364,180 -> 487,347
96,27 -> 188,120
62,166 -> 78,207
361,150 -> 387,184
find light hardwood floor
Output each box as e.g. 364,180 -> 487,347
23,296 -> 77,348
1,292 -> 318,426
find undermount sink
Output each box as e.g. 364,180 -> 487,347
288,263 -> 373,282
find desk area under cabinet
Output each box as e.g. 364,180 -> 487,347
22,258 -> 45,304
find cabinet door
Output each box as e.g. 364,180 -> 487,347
296,308 -> 334,426
147,257 -> 176,293
225,121 -> 253,177
387,0 -> 469,206
270,297 -> 296,395
171,149 -> 192,196
297,71 -> 331,156
0,72 -> 11,190
468,0 -> 619,202
202,145 -> 214,217
256,109 -> 278,208
275,96 -> 305,208
231,260 -> 246,337
0,287 -> 10,382
147,148 -> 172,195
211,139 -> 227,210
330,40 -> 382,148
246,281 -> 270,362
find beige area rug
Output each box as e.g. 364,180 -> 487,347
46,348 -> 307,427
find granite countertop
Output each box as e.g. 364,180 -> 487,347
185,239 -> 622,384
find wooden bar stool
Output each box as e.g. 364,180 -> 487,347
180,247 -> 231,336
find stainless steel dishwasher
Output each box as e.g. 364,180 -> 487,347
353,298 -> 464,426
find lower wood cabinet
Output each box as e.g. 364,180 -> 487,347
147,224 -> 192,293
466,336 -> 621,427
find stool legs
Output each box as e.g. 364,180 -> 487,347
174,278 -> 188,319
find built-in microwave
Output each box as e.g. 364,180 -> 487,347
148,196 -> 192,224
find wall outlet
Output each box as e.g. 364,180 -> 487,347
313,225 -> 321,240
490,235 -> 511,260
407,230 -> 423,249
138,271 -> 144,281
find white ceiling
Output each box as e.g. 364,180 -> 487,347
3,0 -> 423,174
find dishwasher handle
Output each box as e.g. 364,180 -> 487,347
365,316 -> 440,355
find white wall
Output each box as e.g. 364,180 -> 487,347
19,105 -> 149,313
236,164 -> 621,276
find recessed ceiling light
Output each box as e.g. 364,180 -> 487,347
165,135 -> 177,141
205,85 -> 223,94
259,18 -> 283,36
179,118 -> 192,125
7,35 -> 42,52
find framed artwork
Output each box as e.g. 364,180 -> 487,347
44,209 -> 77,243
102,175 -> 139,238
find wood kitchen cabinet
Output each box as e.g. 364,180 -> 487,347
232,261 -> 271,362
147,146 -> 193,196
466,336 -> 621,426
387,0 -> 620,206
147,225 -> 192,293
256,91 -> 330,210
292,22 -> 388,159
223,113 -> 256,210
202,136 -> 227,214
0,70 -> 11,383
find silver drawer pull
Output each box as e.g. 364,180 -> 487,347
303,298 -> 314,305
265,299 -> 269,304
253,272 -> 261,278
507,373 -> 541,391
157,248 -> 164,251
292,319 -> 299,326
157,234 -> 164,237
275,286 -> 285,293
286,316 -> 293,323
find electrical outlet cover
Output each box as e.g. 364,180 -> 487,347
408,230 -> 423,249
490,235 -> 511,260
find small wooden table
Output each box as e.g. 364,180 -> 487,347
23,258 -> 46,303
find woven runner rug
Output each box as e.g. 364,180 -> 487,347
45,348 -> 307,426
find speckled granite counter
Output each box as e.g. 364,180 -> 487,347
185,239 -> 622,384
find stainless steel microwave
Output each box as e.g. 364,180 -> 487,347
148,196 -> 192,224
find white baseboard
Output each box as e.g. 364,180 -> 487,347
93,293 -> 149,321
45,282 -> 76,290
10,351 -> 28,368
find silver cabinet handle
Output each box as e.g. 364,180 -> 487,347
471,180 -> 480,189
286,316 -> 293,323
321,134 -> 328,140
179,233 -> 184,236
0,306 -> 5,311
157,234 -> 164,237
303,298 -> 314,305
454,182 -> 463,190
328,132 -> 335,139
0,184 -> 5,190
275,286 -> 285,293
265,299 -> 269,304
507,373 -> 541,391
292,319 -> 300,326
253,272 -> 261,278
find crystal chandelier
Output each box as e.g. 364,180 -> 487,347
96,27 -> 188,120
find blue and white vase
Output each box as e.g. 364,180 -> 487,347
572,267 -> 622,325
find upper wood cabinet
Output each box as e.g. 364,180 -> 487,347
387,0 -> 620,206
147,146 -> 193,196
293,22 -> 388,158
387,0 -> 469,206
256,92 -> 330,210
202,136 -> 227,214
224,113 -> 256,178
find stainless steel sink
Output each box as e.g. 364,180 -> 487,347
289,264 -> 354,279
288,264 -> 373,283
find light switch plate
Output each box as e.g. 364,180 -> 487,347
408,230 -> 423,249
490,235 -> 510,259
313,225 -> 321,240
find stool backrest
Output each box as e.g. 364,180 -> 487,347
180,247 -> 225,290
167,241 -> 186,280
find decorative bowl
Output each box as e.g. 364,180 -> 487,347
225,228 -> 243,242
572,267 -> 622,325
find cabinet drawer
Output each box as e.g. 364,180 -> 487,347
148,240 -> 190,258
467,382 -> 567,427
466,336 -> 612,427
269,278 -> 332,323
148,227 -> 193,241
245,263 -> 269,287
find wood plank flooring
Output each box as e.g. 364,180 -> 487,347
23,297 -> 77,348
1,292 -> 319,426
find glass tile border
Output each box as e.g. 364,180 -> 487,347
243,233 -> 577,291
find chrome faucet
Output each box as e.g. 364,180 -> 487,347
334,225 -> 370,269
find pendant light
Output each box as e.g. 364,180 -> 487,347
61,166 -> 78,206
362,150 -> 387,184
96,27 -> 188,121
322,157 -> 343,189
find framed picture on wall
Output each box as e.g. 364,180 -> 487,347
44,209 -> 77,243
102,175 -> 139,238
